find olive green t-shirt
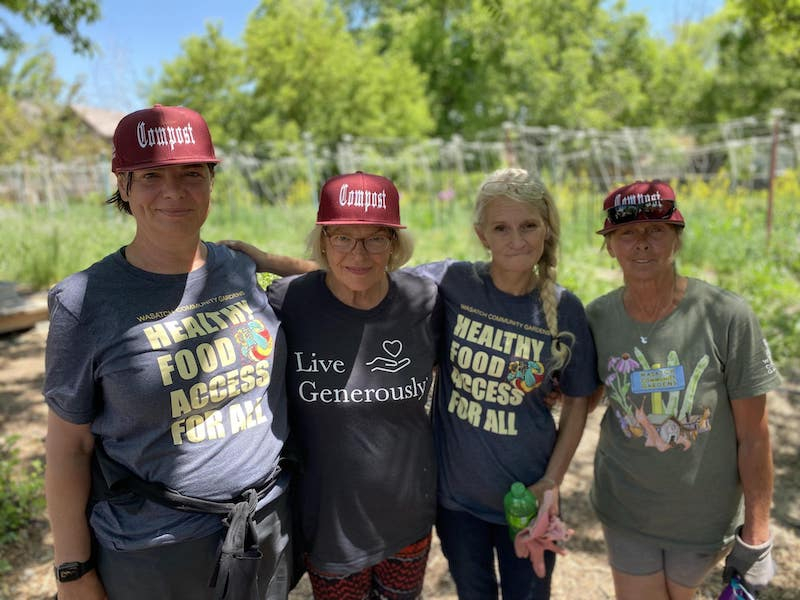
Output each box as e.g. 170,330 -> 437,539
586,278 -> 781,552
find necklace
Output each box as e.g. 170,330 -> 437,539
624,277 -> 677,345
634,319 -> 660,345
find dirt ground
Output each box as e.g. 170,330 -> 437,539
1,320 -> 798,600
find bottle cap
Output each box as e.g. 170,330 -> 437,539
511,481 -> 526,495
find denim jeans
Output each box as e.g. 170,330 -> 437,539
436,504 -> 555,600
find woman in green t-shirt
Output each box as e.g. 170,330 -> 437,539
586,180 -> 781,599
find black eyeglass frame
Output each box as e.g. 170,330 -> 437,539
322,227 -> 396,254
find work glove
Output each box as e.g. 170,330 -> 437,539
513,489 -> 573,578
722,526 -> 776,593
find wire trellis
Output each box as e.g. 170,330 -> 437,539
1,112 -> 796,207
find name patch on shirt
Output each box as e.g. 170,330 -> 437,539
631,365 -> 686,394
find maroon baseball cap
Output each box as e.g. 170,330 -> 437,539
316,171 -> 405,228
111,104 -> 220,173
597,180 -> 685,235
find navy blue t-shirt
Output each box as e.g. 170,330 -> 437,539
409,260 -> 598,524
45,243 -> 289,550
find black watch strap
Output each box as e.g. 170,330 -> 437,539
54,558 -> 95,582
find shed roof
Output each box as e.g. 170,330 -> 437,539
70,104 -> 126,140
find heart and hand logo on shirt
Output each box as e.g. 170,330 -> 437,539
366,340 -> 412,373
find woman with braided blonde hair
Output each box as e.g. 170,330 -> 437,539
403,167 -> 598,599
472,168 -> 573,374
221,167 -> 598,599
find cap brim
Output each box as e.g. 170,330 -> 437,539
596,210 -> 685,235
317,219 -> 406,229
112,156 -> 221,173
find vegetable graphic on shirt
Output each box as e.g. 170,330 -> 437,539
235,320 -> 274,361
605,349 -> 712,451
604,353 -> 640,420
679,354 -> 710,420
506,358 -> 545,392
664,350 -> 681,416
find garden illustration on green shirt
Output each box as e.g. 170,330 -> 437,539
604,347 -> 711,452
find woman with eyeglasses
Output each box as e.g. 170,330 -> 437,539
253,171 -> 441,599
586,180 -> 781,599
225,168 -> 598,599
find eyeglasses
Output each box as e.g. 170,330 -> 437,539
323,228 -> 395,254
606,200 -> 675,225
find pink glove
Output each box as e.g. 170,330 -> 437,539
513,489 -> 574,577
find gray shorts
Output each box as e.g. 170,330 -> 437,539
602,524 -> 731,588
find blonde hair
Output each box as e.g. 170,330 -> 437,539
307,225 -> 415,272
474,168 -> 574,374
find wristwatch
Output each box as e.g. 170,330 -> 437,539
54,558 -> 95,582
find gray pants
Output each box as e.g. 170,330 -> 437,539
96,492 -> 292,600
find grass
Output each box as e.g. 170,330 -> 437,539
1,174 -> 798,372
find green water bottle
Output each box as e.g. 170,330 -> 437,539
503,481 -> 538,541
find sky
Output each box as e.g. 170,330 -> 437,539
2,0 -> 724,114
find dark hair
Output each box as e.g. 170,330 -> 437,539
105,163 -> 216,215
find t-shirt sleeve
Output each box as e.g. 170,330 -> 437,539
266,274 -> 297,316
724,298 -> 781,400
557,291 -> 601,397
43,281 -> 97,424
404,259 -> 455,286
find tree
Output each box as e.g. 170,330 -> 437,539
649,18 -> 719,126
701,0 -> 800,120
242,0 -> 433,145
360,0 -> 674,134
146,22 -> 251,147
148,0 -> 434,148
0,44 -> 106,163
0,2 -> 102,164
0,0 -> 100,54
0,45 -> 67,161
729,0 -> 800,66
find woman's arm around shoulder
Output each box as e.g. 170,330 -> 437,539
218,239 -> 318,276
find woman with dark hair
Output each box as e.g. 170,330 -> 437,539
45,105 -> 292,600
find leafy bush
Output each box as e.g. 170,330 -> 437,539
0,436 -> 46,574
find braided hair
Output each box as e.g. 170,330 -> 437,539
474,168 -> 574,375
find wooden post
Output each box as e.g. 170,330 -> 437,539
766,108 -> 784,248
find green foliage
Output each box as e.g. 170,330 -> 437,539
4,0 -> 800,165
0,89 -> 33,162
335,0 -> 713,134
0,44 -> 101,163
242,0 -> 433,144
0,435 -> 45,573
0,0 -> 100,54
150,0 -> 434,147
703,1 -> 800,120
729,0 -> 800,67
1,177 -> 797,372
147,23 -> 250,147
148,0 -> 744,142
0,198 -> 134,288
